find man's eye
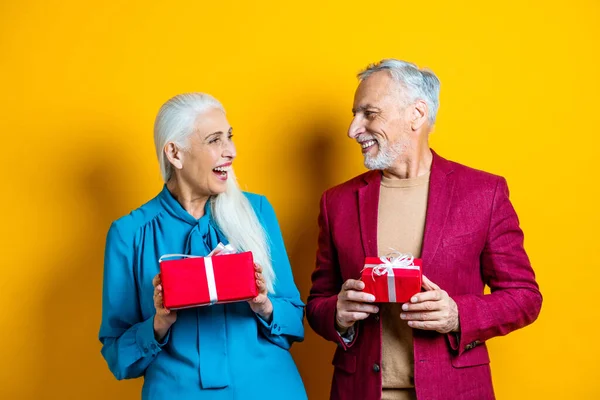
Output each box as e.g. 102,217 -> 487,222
365,111 -> 375,119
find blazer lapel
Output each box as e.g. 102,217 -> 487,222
421,150 -> 455,272
357,170 -> 381,258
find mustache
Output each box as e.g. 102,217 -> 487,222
356,134 -> 377,142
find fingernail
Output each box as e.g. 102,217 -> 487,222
369,295 -> 376,302
408,321 -> 414,327
400,313 -> 406,319
374,307 -> 379,313
402,304 -> 408,311
411,296 -> 418,303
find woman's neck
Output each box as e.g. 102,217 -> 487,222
166,178 -> 209,219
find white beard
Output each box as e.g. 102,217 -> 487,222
363,139 -> 405,170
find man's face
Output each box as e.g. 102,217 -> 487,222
348,71 -> 413,170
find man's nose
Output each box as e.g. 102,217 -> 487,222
348,116 -> 366,139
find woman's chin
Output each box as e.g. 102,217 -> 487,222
208,178 -> 229,195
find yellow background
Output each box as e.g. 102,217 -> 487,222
1,0 -> 598,399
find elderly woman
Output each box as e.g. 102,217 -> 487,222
99,93 -> 307,399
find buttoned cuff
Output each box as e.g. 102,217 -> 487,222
256,309 -> 284,335
136,316 -> 169,358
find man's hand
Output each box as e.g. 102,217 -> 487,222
400,275 -> 459,334
336,279 -> 379,333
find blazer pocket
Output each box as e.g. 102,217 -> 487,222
443,229 -> 485,248
451,343 -> 490,368
332,349 -> 357,374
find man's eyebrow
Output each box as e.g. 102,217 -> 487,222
352,104 -> 381,114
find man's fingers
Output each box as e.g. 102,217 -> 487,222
410,290 -> 442,304
401,310 -> 443,321
407,320 -> 441,330
342,279 -> 365,291
344,301 -> 379,314
340,311 -> 371,323
345,290 -> 376,303
152,274 -> 161,287
402,300 -> 441,312
422,275 -> 441,291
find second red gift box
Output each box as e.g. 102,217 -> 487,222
361,253 -> 422,303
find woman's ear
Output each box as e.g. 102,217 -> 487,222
164,142 -> 184,170
411,100 -> 428,131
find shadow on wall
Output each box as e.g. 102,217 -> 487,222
36,139 -> 144,399
285,121 -> 345,400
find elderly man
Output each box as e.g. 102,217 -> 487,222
306,59 -> 542,400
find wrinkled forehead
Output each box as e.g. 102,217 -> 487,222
354,71 -> 404,108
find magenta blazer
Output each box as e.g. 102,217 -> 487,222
306,150 -> 542,400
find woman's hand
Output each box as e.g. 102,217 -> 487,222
248,263 -> 273,322
153,273 -> 177,341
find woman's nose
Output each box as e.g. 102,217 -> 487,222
222,141 -> 236,159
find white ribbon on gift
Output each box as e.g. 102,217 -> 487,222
363,250 -> 419,302
158,243 -> 238,305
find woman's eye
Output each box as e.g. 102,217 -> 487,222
209,137 -> 220,144
228,134 -> 234,141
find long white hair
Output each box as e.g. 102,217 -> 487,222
154,93 -> 276,293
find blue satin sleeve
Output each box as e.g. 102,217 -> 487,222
254,196 -> 305,350
98,221 -> 169,380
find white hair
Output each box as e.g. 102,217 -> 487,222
154,93 -> 276,293
358,59 -> 441,125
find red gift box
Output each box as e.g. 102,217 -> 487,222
159,251 -> 258,309
361,254 -> 422,303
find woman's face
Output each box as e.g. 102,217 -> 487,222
175,107 -> 236,196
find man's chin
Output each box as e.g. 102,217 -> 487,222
364,154 -> 393,170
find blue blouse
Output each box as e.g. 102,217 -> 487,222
99,186 -> 307,400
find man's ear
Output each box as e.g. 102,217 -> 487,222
411,100 -> 428,131
164,142 -> 184,170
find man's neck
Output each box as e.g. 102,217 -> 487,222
382,146 -> 433,180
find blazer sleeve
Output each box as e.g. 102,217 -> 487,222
254,196 -> 305,350
306,191 -> 358,350
449,177 -> 542,355
98,222 -> 169,380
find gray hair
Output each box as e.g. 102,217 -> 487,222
154,93 -> 224,182
358,59 -> 441,125
153,93 -> 276,293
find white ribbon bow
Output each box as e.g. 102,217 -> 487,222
370,251 -> 418,280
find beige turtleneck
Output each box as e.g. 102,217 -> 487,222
378,171 -> 430,400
